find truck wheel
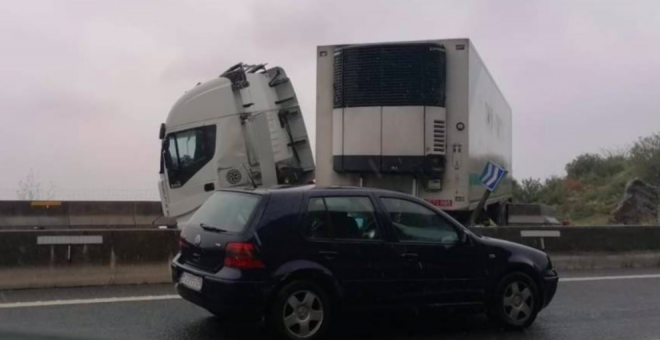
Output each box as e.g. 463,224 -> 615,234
488,272 -> 540,329
269,280 -> 331,340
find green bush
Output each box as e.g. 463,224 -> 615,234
513,131 -> 659,225
565,153 -> 603,179
512,178 -> 543,203
629,132 -> 660,187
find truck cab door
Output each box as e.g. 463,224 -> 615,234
162,125 -> 218,223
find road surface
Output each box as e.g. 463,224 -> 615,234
1,269 -> 660,340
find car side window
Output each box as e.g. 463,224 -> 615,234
304,198 -> 331,239
381,198 -> 459,243
303,196 -> 380,241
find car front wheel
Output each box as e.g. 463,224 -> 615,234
270,280 -> 331,340
489,272 -> 540,329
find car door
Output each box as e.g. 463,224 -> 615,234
300,192 -> 403,306
376,196 -> 487,305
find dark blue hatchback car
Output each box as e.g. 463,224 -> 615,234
172,186 -> 558,340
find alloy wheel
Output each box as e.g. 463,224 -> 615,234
502,280 -> 534,326
282,290 -> 324,339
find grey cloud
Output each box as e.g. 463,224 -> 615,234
1,0 -> 659,198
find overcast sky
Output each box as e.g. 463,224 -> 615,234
1,0 -> 659,198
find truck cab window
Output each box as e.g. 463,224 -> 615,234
163,125 -> 216,188
175,129 -> 200,167
166,137 -> 180,171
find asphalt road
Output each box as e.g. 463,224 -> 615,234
1,269 -> 660,340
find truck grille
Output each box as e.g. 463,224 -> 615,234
333,43 -> 446,108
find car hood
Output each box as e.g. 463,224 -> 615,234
477,235 -> 550,269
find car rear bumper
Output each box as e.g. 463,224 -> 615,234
171,261 -> 266,316
541,270 -> 559,308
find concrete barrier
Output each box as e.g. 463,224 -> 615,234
0,229 -> 179,289
507,203 -> 560,225
0,201 -> 167,229
2,226 -> 660,290
476,226 -> 660,252
0,201 -> 68,228
68,201 -> 136,226
550,252 -> 660,270
476,226 -> 660,270
134,201 -> 167,226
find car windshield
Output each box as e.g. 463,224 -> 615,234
187,191 -> 261,233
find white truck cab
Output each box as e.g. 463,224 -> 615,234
159,64 -> 314,224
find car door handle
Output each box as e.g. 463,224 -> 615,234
401,253 -> 419,261
204,182 -> 215,192
318,251 -> 338,260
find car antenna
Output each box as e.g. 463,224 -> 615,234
242,163 -> 258,189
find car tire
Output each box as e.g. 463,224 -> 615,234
488,272 -> 540,329
269,280 -> 331,340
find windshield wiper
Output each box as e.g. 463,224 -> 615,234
200,223 -> 228,232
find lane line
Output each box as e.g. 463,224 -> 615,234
0,295 -> 181,309
2,274 -> 660,309
560,274 -> 660,282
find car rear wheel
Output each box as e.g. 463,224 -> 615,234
488,272 -> 540,329
270,280 -> 331,340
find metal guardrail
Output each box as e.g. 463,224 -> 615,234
37,235 -> 103,245
520,230 -> 561,250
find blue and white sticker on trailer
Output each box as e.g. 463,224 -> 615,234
479,161 -> 507,192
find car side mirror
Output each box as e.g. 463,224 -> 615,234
159,123 -> 166,140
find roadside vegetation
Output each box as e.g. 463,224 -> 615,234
513,132 -> 660,225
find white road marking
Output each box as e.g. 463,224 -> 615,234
1,273 -> 660,309
560,274 -> 660,282
0,295 -> 181,309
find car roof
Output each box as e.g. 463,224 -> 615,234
219,184 -> 401,196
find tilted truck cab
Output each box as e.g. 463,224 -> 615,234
159,64 -> 315,224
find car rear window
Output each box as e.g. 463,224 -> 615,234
187,191 -> 261,233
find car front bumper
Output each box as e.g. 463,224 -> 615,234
541,269 -> 559,308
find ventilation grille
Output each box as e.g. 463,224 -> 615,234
433,120 -> 446,153
333,43 -> 447,108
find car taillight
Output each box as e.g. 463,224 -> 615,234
224,242 -> 265,269
179,236 -> 186,249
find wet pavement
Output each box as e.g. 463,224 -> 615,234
1,269 -> 660,340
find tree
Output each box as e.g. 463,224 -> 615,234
513,177 -> 544,203
566,151 -> 628,180
629,132 -> 660,187
540,176 -> 567,206
16,169 -> 56,200
565,153 -> 603,179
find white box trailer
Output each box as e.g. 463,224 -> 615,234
315,39 -> 512,223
